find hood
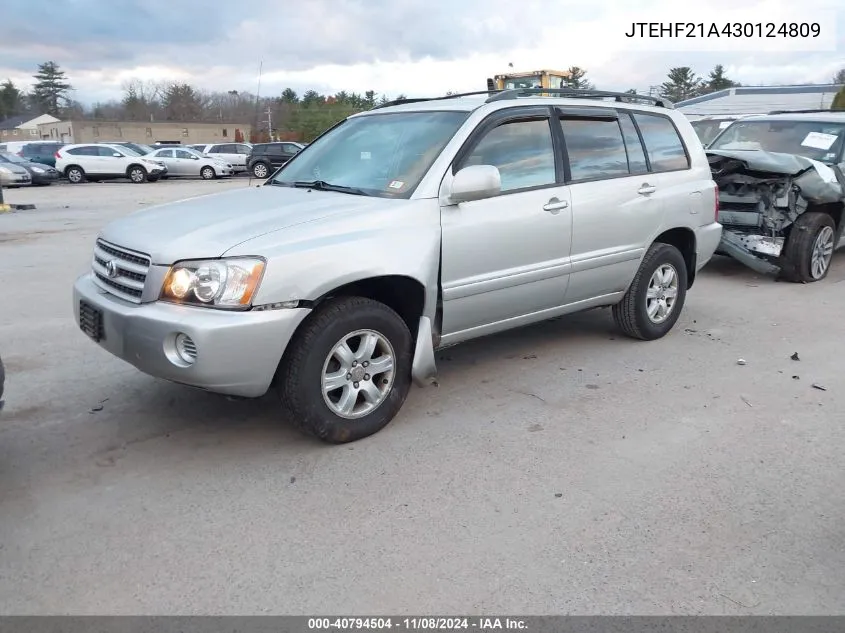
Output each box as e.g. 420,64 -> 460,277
0,163 -> 30,175
706,149 -> 845,204
99,185 -> 398,264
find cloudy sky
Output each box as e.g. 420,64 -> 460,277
1,0 -> 843,104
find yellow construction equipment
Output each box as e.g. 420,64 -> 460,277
486,69 -> 573,91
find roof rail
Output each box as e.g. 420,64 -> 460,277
485,88 -> 673,108
767,108 -> 836,114
371,90 -> 503,110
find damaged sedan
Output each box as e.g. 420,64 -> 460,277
706,112 -> 845,282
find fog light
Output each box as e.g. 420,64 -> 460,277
174,333 -> 198,364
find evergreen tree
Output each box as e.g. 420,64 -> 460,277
31,61 -> 73,116
660,67 -> 703,102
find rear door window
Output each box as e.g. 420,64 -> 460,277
68,146 -> 98,156
632,113 -> 690,171
559,117 -> 629,181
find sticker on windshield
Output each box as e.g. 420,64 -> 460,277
388,180 -> 404,189
360,151 -> 371,160
718,121 -> 733,129
801,132 -> 838,150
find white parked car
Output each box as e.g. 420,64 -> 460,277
146,146 -> 234,179
55,143 -> 167,184
191,142 -> 252,172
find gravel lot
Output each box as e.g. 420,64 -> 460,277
1,180 -> 844,615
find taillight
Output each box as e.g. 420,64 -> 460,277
54,151 -> 61,158
714,185 -> 720,222
15,151 -> 23,156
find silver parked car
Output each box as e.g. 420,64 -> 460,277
0,161 -> 32,187
73,89 -> 722,443
146,146 -> 234,179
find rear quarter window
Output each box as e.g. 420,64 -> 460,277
633,113 -> 690,171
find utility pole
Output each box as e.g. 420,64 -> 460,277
266,107 -> 273,141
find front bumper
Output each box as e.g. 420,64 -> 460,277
30,171 -> 60,185
72,273 -> 311,397
694,221 -> 723,271
0,174 -> 31,186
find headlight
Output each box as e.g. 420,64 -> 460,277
31,166 -> 45,173
160,257 -> 265,309
0,166 -> 10,175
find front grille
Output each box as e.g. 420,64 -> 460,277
91,239 -> 151,303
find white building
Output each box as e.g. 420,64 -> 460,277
0,113 -> 61,141
676,84 -> 843,120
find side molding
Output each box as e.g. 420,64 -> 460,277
411,316 -> 438,387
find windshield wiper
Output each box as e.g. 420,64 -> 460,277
291,180 -> 369,196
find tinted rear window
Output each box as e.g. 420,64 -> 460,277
68,146 -> 98,156
560,117 -> 629,181
23,143 -> 62,156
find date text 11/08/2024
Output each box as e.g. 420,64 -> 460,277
308,617 -> 528,630
624,22 -> 821,38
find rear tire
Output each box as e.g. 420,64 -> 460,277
128,166 -> 148,183
613,242 -> 688,341
65,166 -> 85,184
252,162 -> 270,178
779,212 -> 836,283
278,297 -> 413,443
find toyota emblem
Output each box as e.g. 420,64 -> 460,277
105,260 -> 120,278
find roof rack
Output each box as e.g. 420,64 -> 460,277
767,109 -> 837,114
371,90 -> 501,110
485,88 -> 673,108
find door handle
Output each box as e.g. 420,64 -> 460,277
543,197 -> 569,214
638,184 -> 657,195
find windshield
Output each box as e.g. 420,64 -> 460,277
709,120 -> 845,163
690,119 -> 736,146
130,143 -> 155,155
503,76 -> 543,89
0,151 -> 29,164
270,111 -> 469,198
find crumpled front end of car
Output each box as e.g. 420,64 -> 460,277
707,149 -> 845,275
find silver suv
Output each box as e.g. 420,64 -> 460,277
73,89 -> 722,443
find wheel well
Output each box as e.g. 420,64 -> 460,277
313,276 -> 426,339
805,203 -> 843,229
126,163 -> 146,175
654,227 -> 696,288
64,164 -> 82,175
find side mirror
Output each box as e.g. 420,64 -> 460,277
112,152 -> 122,157
449,165 -> 501,204
191,155 -> 199,160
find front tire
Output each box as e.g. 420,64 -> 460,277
200,166 -> 216,180
613,242 -> 688,341
128,166 -> 148,183
278,297 -> 413,443
779,212 -> 836,283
